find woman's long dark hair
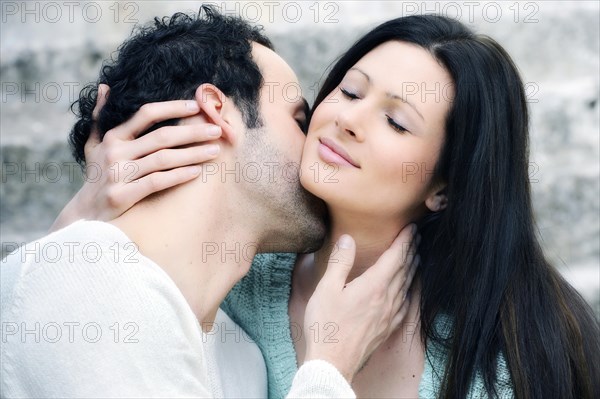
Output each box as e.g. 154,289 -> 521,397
313,15 -> 599,399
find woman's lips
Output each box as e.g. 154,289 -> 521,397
318,138 -> 360,168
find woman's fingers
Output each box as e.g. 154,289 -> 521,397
84,84 -> 110,160
125,124 -> 221,160
52,91 -> 214,226
131,145 -> 220,181
92,84 -> 110,122
108,100 -> 201,141
110,166 -> 203,210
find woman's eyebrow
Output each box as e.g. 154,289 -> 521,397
349,67 -> 371,82
349,67 -> 424,121
386,92 -> 424,121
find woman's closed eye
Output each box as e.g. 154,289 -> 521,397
340,87 -> 360,100
340,85 -> 409,133
386,115 -> 409,134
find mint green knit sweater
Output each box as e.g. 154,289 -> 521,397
221,253 -> 514,398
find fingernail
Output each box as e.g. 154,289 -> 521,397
207,126 -> 221,137
190,166 -> 201,176
411,224 -> 418,235
338,234 -> 353,249
205,145 -> 220,156
186,101 -> 199,111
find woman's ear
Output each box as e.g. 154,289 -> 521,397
425,184 -> 448,212
194,84 -> 238,146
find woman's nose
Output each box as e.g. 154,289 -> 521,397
335,107 -> 365,142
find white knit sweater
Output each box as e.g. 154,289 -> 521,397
0,220 -> 354,398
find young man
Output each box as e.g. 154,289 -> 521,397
1,7 -> 414,398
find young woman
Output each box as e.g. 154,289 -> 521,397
54,15 -> 599,399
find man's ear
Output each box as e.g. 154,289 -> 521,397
425,184 -> 448,212
194,84 -> 238,145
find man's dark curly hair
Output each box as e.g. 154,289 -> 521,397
69,5 -> 273,166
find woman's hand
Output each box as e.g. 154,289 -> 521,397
302,224 -> 419,383
50,84 -> 222,231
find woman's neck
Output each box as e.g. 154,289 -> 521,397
312,209 -> 411,285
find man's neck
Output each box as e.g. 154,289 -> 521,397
109,180 -> 259,329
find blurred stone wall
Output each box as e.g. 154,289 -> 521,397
1,1 -> 598,313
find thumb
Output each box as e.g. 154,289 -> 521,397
92,84 -> 110,123
85,84 -> 110,158
322,234 -> 356,289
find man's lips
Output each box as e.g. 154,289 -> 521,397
318,137 -> 360,168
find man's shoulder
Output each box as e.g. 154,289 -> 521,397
0,219 -> 184,326
0,222 -> 213,398
3,220 -> 138,270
